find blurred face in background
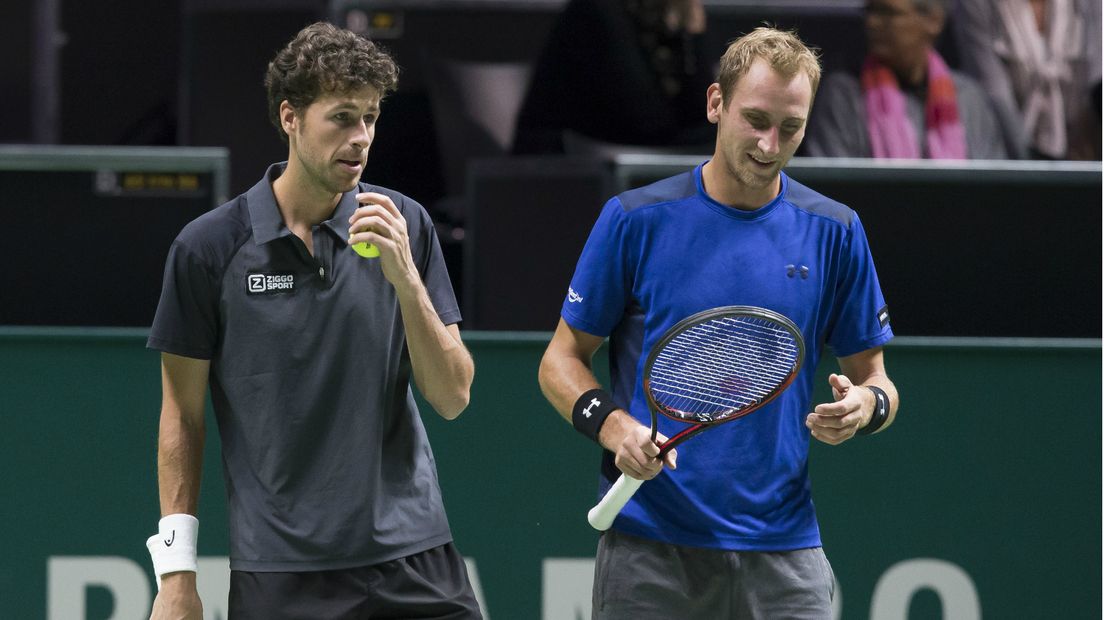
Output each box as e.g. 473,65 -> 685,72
864,0 -> 945,83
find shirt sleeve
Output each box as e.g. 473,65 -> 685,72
561,197 -> 634,337
147,238 -> 221,360
826,214 -> 894,357
408,197 -> 462,326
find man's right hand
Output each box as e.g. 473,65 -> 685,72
598,410 -> 678,480
150,572 -> 202,620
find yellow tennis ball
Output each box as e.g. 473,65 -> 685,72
351,242 -> 380,258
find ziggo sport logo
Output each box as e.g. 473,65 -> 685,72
247,273 -> 294,293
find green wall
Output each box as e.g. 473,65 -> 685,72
0,329 -> 1099,618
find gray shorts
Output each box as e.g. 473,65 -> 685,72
228,543 -> 482,619
592,530 -> 835,620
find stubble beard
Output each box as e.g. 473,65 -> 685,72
730,156 -> 777,192
300,149 -> 350,196
293,125 -> 356,197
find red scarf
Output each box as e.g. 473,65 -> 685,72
861,50 -> 967,159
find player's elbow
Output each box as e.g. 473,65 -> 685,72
537,347 -> 568,397
537,353 -> 552,396
433,365 -> 473,420
432,387 -> 470,420
427,352 -> 474,420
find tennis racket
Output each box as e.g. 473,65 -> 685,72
587,305 -> 805,531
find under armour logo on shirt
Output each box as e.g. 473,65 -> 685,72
786,264 -> 809,279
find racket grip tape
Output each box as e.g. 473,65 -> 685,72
587,474 -> 645,531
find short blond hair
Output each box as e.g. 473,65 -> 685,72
717,27 -> 821,105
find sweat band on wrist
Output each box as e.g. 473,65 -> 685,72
572,388 -> 619,443
145,513 -> 198,590
857,385 -> 889,435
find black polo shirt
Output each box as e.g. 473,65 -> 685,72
149,163 -> 461,571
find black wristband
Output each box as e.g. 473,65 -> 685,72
856,385 -> 890,435
572,389 -> 619,444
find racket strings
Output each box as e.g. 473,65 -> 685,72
649,316 -> 799,421
651,352 -> 790,411
652,346 -> 784,402
652,348 -> 795,416
671,333 -> 798,384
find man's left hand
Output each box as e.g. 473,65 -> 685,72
805,373 -> 871,445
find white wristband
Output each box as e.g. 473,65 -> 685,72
145,513 -> 198,591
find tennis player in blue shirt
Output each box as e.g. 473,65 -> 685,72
540,27 -> 900,619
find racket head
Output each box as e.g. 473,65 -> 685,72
643,305 -> 805,426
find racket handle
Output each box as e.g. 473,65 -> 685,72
587,474 -> 645,531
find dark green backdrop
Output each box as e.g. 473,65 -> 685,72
0,329 -> 1099,618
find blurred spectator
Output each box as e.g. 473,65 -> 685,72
953,0 -> 1102,160
805,0 -> 1006,159
513,0 -> 715,154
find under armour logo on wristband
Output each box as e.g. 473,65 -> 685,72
573,388 -> 617,443
164,531 -> 175,547
583,398 -> 601,418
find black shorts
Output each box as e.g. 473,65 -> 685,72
228,543 -> 483,620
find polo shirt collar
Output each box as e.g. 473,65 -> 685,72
322,188 -> 361,241
247,163 -> 292,245
246,162 -> 364,245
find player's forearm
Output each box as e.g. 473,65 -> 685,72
865,375 -> 900,432
396,281 -> 473,420
540,320 -> 643,451
537,344 -> 602,424
539,320 -> 620,423
859,374 -> 899,432
539,347 -> 643,454
837,348 -> 899,434
157,406 -> 205,516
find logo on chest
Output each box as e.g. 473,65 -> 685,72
247,273 -> 295,295
785,264 -> 810,279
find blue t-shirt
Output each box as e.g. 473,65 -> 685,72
562,164 -> 893,551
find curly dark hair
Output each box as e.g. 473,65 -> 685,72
264,22 -> 399,143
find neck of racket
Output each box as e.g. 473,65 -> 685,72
656,423 -> 711,458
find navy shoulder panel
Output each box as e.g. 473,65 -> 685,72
784,176 -> 855,227
616,170 -> 698,212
